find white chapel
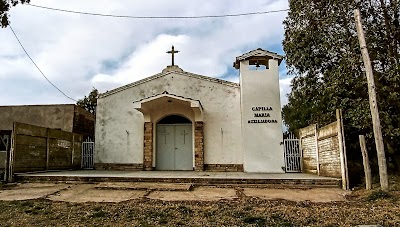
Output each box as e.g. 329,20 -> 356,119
95,47 -> 285,173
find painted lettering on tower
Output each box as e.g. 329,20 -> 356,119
247,106 -> 278,124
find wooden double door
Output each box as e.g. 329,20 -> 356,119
156,124 -> 193,170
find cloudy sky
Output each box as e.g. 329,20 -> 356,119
0,0 -> 292,106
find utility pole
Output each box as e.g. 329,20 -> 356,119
354,7 -> 389,191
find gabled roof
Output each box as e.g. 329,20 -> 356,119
132,91 -> 204,122
99,69 -> 239,99
233,48 -> 284,69
133,91 -> 201,106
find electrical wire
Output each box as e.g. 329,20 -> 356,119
9,25 -> 77,102
27,3 -> 288,19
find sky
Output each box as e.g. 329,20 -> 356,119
0,0 -> 293,106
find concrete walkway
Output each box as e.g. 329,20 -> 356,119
0,182 -> 349,203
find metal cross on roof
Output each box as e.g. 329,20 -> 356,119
166,45 -> 179,66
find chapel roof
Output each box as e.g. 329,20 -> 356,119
99,68 -> 239,99
233,48 -> 284,69
133,91 -> 201,104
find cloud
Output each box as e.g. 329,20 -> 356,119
91,34 -> 190,90
0,0 -> 289,105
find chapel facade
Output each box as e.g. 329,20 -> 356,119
95,48 -> 285,173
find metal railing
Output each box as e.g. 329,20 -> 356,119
283,133 -> 302,172
82,138 -> 94,169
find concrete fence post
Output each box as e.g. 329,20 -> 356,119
359,135 -> 372,190
71,134 -> 75,168
46,128 -> 50,171
337,109 -> 349,190
314,124 -> 320,176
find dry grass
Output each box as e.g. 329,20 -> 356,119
0,190 -> 399,227
1,176 -> 400,226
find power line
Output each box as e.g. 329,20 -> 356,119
9,25 -> 77,102
27,3 -> 288,19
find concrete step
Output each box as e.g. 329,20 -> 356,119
14,174 -> 341,189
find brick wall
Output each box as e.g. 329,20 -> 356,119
95,163 -> 143,171
204,164 -> 243,172
143,122 -> 153,170
194,122 -> 204,171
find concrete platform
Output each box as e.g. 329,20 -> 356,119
0,182 -> 349,202
14,170 -> 342,188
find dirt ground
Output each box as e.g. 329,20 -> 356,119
0,182 -> 398,226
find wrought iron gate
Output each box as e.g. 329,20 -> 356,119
82,139 -> 94,169
283,133 -> 302,172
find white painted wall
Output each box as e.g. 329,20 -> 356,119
240,59 -> 285,173
95,71 -> 243,166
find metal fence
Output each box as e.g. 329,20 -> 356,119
82,138 -> 94,169
283,133 -> 302,172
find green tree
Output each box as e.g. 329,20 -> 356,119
1,0 -> 30,27
282,0 -> 400,172
77,88 -> 99,115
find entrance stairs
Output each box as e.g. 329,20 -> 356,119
14,170 -> 342,189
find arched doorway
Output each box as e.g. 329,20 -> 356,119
156,115 -> 193,170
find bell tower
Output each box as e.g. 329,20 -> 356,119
234,48 -> 284,173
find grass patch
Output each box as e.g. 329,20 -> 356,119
89,205 -> 110,218
243,205 -> 253,211
176,205 -> 192,215
270,214 -> 293,227
242,216 -> 266,226
367,190 -> 392,201
91,210 -> 108,218
24,205 -> 46,215
158,216 -> 168,225
149,209 -> 169,219
93,206 -> 103,212
20,201 -> 35,207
